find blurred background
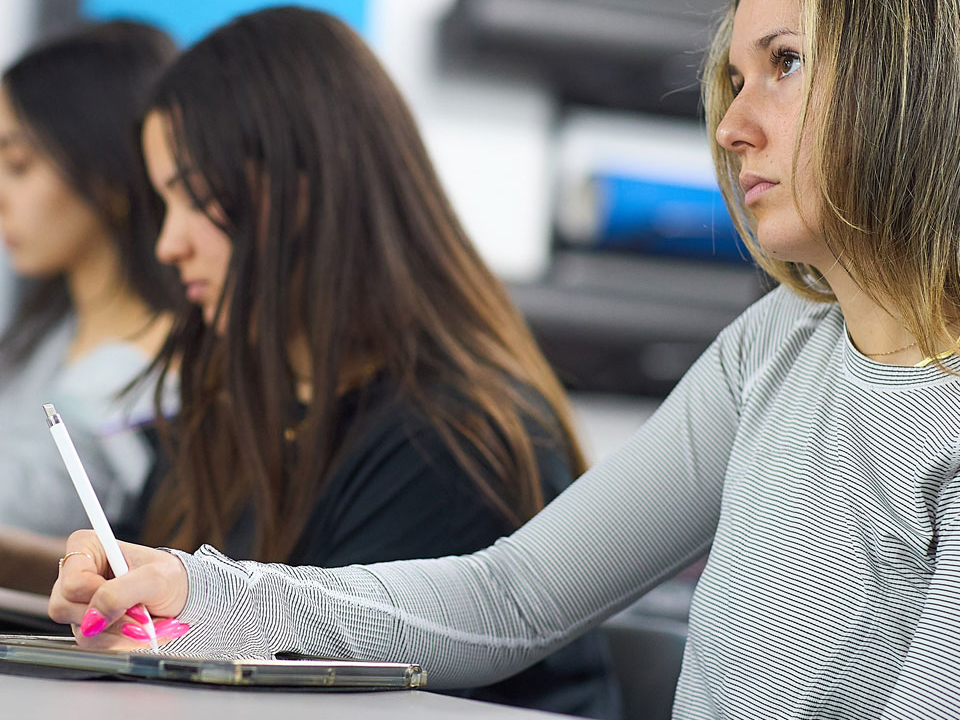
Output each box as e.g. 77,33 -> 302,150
0,3 -> 767,716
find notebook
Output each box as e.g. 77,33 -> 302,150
0,634 -> 426,690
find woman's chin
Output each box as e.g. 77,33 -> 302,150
751,207 -> 827,265
755,231 -> 825,266
7,257 -> 60,278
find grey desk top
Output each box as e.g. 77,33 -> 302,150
0,673 -> 570,719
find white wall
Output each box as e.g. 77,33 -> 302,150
368,0 -> 555,281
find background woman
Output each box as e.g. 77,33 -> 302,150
62,8 -> 620,718
0,21 -> 178,591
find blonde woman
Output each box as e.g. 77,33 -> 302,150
53,0 -> 960,716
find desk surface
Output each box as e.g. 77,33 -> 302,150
0,673 -> 570,719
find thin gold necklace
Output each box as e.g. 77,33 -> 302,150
864,340 -> 917,358
283,361 -> 383,442
864,335 -> 960,367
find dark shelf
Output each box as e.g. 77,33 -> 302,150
511,251 -> 769,395
440,0 -> 725,117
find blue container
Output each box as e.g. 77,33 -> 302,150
592,174 -> 747,263
83,0 -> 370,44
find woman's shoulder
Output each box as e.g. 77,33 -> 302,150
57,319 -> 176,429
345,374 -> 562,452
68,313 -> 171,370
60,340 -> 152,399
304,376 -> 573,566
718,284 -> 840,361
731,283 -> 835,333
333,374 -> 572,498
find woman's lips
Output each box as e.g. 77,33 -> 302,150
184,281 -> 208,303
744,181 -> 778,205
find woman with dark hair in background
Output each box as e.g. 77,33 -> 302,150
57,8 -> 620,718
0,22 -> 178,589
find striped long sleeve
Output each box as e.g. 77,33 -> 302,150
167,286 -> 960,719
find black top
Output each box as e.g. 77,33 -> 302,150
128,377 -> 621,719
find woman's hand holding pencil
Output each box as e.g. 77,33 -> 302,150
49,530 -> 191,650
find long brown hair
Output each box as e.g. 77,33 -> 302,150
704,0 -> 960,362
141,7 -> 586,561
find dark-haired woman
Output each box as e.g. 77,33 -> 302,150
64,8 -> 620,718
0,21 -> 178,546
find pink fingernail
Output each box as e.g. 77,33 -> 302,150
80,608 -> 107,637
154,619 -> 190,640
121,623 -> 150,641
153,618 -> 180,634
166,622 -> 190,640
126,606 -> 150,624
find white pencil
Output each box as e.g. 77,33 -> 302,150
43,403 -> 160,652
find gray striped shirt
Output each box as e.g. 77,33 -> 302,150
169,285 -> 960,719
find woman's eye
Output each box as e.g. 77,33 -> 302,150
1,157 -> 30,176
775,51 -> 803,79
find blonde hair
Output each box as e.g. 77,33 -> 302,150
704,0 -> 960,361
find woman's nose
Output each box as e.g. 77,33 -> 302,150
154,215 -> 190,266
716,92 -> 765,154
